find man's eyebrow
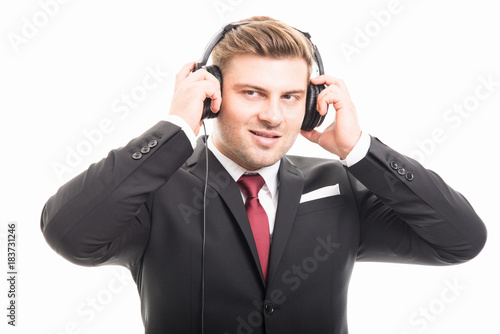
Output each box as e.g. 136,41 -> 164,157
232,83 -> 306,95
232,83 -> 269,93
283,89 -> 307,95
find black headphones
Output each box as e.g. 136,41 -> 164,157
194,21 -> 328,131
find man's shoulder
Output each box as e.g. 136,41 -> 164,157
284,154 -> 345,176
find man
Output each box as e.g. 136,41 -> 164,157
41,16 -> 487,333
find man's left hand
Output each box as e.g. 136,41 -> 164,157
300,75 -> 362,160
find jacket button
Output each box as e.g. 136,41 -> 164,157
132,152 -> 142,160
264,303 -> 274,316
140,146 -> 151,154
405,172 -> 414,181
397,167 -> 406,175
148,139 -> 158,148
390,161 -> 398,170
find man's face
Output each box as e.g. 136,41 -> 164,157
212,55 -> 309,171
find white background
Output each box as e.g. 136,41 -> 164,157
1,0 -> 498,333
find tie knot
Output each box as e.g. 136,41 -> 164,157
237,174 -> 265,199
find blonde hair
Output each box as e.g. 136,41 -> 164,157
212,16 -> 314,76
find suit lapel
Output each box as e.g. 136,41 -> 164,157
267,157 -> 304,285
186,138 -> 305,287
186,137 -> 265,284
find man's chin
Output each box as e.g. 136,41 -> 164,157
240,155 -> 282,171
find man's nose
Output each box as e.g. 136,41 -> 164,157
258,98 -> 284,126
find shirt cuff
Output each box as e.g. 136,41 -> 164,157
340,132 -> 371,167
165,115 -> 197,149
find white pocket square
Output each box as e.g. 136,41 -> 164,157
299,184 -> 341,203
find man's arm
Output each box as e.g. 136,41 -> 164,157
302,75 -> 487,265
40,121 -> 193,267
347,136 -> 487,264
41,62 -> 221,268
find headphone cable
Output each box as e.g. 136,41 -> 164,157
201,121 -> 208,334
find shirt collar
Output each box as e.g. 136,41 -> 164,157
207,136 -> 280,199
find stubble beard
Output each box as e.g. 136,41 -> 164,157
213,121 -> 297,171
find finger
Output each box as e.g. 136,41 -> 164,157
300,129 -> 322,144
192,80 -> 221,98
193,70 -> 222,112
175,62 -> 196,86
192,81 -> 222,111
316,85 -> 341,115
310,75 -> 343,86
311,75 -> 349,92
211,96 -> 222,113
184,69 -> 222,94
316,98 -> 328,116
316,87 -> 340,115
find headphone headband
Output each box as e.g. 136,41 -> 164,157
196,20 -> 328,130
194,21 -> 325,75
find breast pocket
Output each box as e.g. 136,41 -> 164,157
284,195 -> 347,269
296,194 -> 345,217
292,195 -> 346,239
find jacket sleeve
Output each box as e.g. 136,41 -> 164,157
40,121 -> 194,268
348,136 -> 487,265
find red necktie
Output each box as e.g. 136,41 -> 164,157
237,174 -> 270,282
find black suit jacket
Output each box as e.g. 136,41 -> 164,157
41,121 -> 487,334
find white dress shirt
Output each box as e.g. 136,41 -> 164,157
207,137 -> 280,237
165,115 -> 371,238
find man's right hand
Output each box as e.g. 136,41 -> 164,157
169,62 -> 222,135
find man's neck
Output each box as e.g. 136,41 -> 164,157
207,136 -> 280,200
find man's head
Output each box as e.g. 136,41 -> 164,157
211,17 -> 315,171
212,16 -> 315,78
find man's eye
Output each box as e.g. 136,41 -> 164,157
244,91 -> 264,99
283,95 -> 298,101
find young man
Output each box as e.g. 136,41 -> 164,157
41,16 -> 487,334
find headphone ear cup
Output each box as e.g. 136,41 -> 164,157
201,65 -> 222,120
301,83 -> 327,131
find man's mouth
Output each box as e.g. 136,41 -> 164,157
249,130 -> 281,147
250,130 -> 280,138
